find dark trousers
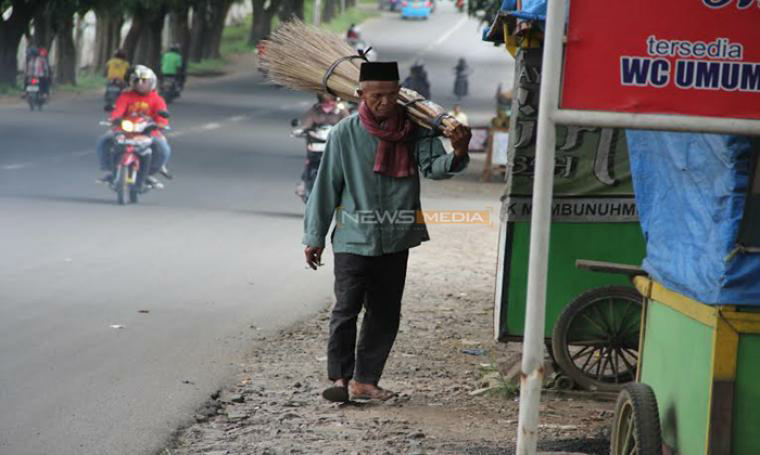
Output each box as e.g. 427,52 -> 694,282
328,250 -> 409,385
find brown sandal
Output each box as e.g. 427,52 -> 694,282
322,385 -> 349,402
349,382 -> 396,401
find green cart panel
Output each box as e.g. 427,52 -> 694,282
639,299 -> 712,455
501,221 -> 646,339
734,334 -> 760,454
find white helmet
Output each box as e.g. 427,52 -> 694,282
130,65 -> 157,94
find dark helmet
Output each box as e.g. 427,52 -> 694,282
114,49 -> 126,59
28,46 -> 39,57
169,42 -> 181,53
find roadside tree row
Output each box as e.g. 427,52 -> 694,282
0,0 -> 354,87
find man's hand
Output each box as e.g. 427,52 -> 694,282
444,123 -> 472,157
305,246 -> 324,270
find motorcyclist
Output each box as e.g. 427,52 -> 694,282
105,49 -> 130,87
160,43 -> 185,92
23,47 -> 51,99
95,65 -> 172,187
402,60 -> 430,99
346,24 -> 360,42
453,57 -> 471,100
294,93 -> 349,202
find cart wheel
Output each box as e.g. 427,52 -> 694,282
611,383 -> 662,455
552,286 -> 641,391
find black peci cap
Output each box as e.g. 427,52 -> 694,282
359,61 -> 400,82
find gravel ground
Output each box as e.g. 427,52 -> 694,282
165,155 -> 615,455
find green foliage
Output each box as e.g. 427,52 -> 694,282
220,13 -> 254,55
321,3 -> 378,33
303,0 -> 379,33
0,83 -> 18,95
478,362 -> 519,400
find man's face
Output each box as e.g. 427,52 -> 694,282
359,80 -> 400,120
135,78 -> 152,95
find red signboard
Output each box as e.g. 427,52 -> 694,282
561,0 -> 760,120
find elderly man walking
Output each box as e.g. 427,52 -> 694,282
303,61 -> 472,403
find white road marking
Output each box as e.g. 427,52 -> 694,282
201,122 -> 221,130
433,16 -> 468,47
3,164 -> 26,170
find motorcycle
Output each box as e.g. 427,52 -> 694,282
160,75 -> 181,104
24,77 -> 45,111
100,112 -> 169,205
291,119 -> 334,204
104,80 -> 124,111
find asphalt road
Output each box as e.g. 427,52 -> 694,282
0,4 -> 512,455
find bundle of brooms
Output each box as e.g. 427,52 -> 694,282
259,20 -> 459,132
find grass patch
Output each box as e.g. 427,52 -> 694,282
187,58 -> 228,76
0,82 -> 18,95
188,1 -> 378,75
304,0 -> 379,33
477,362 -> 519,400
55,71 -> 105,93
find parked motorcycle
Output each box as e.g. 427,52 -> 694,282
24,78 -> 45,111
160,76 -> 181,104
100,112 -> 169,205
104,80 -> 124,111
291,119 -> 334,204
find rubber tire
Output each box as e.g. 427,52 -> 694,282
551,285 -> 642,392
116,165 -> 127,205
129,185 -> 139,203
611,383 -> 662,455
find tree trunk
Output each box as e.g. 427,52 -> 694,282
202,0 -> 233,60
0,0 -> 43,86
122,15 -> 144,62
346,0 -> 356,9
54,14 -> 77,85
32,4 -> 55,50
94,7 -> 123,72
168,6 -> 191,74
322,0 -> 338,24
250,0 -> 283,46
188,0 -> 208,62
132,6 -> 166,71
74,13 -> 86,69
278,0 -> 304,21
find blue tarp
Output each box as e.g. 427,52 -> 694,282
627,131 -> 760,305
482,0 -> 547,43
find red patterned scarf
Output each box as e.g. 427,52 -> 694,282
358,101 -> 417,178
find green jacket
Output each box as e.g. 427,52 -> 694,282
303,114 -> 469,256
161,51 -> 183,76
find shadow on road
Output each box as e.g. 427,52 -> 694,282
0,193 -> 116,206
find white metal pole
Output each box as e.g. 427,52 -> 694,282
515,0 -> 566,453
552,109 -> 760,137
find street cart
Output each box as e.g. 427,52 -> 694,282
484,4 -> 646,392
611,276 -> 760,455
490,0 -> 760,453
608,130 -> 760,455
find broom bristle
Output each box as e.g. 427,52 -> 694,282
260,19 -> 459,131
